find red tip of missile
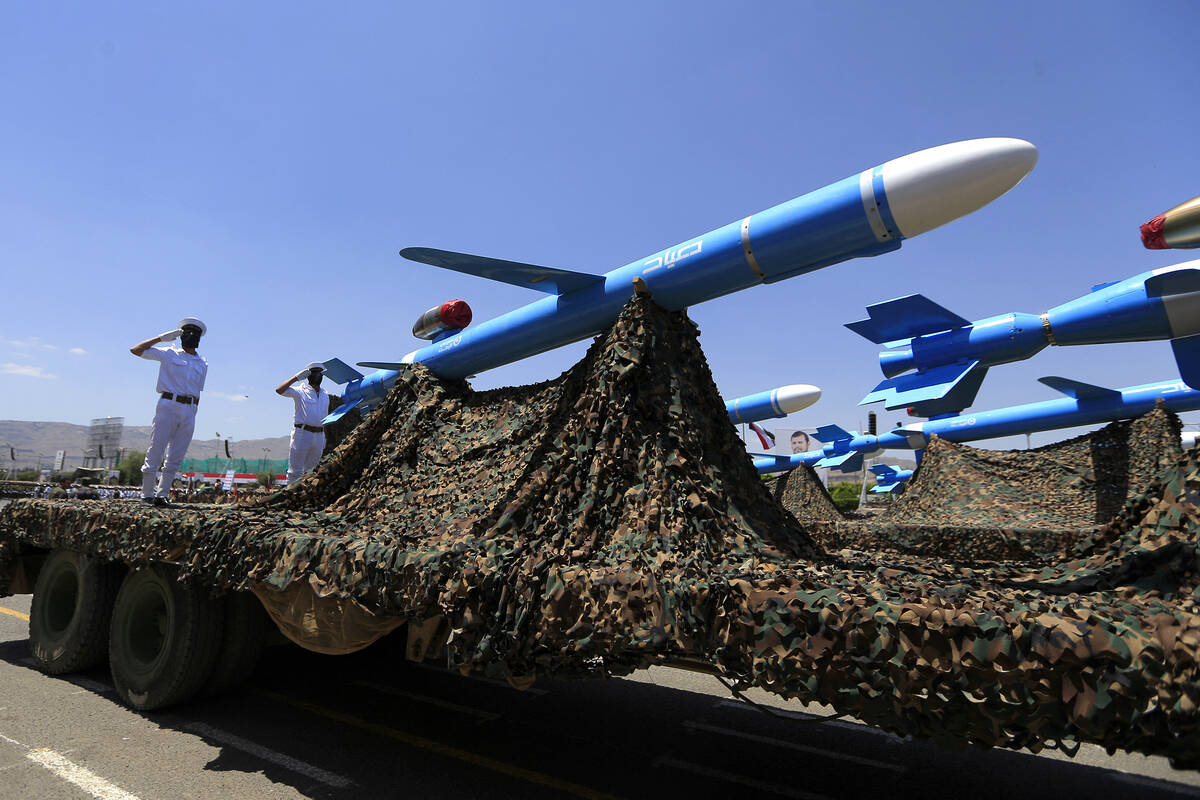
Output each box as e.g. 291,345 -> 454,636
440,299 -> 473,329
1141,215 -> 1168,249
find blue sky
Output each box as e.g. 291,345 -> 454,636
2,2 -> 1198,456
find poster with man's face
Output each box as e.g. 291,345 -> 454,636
786,429 -> 814,455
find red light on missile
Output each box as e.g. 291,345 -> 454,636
413,299 -> 474,340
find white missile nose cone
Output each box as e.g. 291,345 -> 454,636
880,138 -> 1038,238
775,384 -> 821,414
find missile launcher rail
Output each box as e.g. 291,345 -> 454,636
2,297 -> 1199,769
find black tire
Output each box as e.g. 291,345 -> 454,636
203,591 -> 269,696
29,549 -> 123,674
108,565 -> 224,711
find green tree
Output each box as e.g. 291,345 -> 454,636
829,481 -> 862,512
118,450 -> 146,486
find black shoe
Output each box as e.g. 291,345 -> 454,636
141,497 -> 156,506
153,497 -> 170,507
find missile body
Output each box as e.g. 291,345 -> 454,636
849,260 -> 1200,416
755,377 -> 1200,474
868,464 -> 913,493
726,384 -> 820,424
1142,196 -> 1200,249
324,138 -> 1037,423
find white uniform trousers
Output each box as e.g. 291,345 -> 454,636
287,427 -> 325,485
142,397 -> 197,498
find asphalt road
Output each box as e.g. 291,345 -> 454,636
1,592 -> 1199,800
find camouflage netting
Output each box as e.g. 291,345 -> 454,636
803,408 -> 1184,562
1,296 -> 1199,766
768,464 -> 843,523
885,410 -> 1182,529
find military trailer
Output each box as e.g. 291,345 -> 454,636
2,297 -> 1200,768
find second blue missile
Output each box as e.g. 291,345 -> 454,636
755,376 -> 1200,474
847,259 -> 1200,416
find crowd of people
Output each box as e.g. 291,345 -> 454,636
23,483 -> 141,500
5,479 -> 269,505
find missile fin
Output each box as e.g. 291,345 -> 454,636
1145,268 -> 1200,298
845,294 -> 972,345
1037,376 -> 1119,400
750,453 -> 795,467
817,451 -> 863,472
400,247 -> 605,295
321,358 -> 364,385
869,464 -> 897,478
357,361 -> 410,370
322,397 -> 364,425
860,360 -> 986,413
1171,333 -> 1200,391
870,482 -> 903,494
812,424 -> 853,443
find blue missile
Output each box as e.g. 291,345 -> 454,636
754,376 -> 1200,474
726,384 -> 821,425
323,138 -> 1037,423
847,259 -> 1200,417
868,464 -> 913,493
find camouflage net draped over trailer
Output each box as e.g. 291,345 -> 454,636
799,408 -> 1184,562
1,297 -> 1199,766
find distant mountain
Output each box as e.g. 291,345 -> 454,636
0,420 -> 290,471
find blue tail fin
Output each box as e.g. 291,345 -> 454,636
1171,333 -> 1200,391
322,397 -> 363,425
322,358 -> 364,385
845,294 -> 972,346
816,451 -> 863,473
860,361 -> 987,416
812,424 -> 853,443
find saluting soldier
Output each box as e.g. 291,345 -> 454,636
130,318 -> 208,506
275,362 -> 329,485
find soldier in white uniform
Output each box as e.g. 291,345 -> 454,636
275,362 -> 330,485
130,318 -> 208,506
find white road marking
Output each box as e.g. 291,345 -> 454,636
683,720 -> 906,772
715,699 -> 907,742
653,756 -> 833,800
0,730 -> 141,800
26,748 -> 142,800
353,680 -> 500,723
181,722 -> 354,788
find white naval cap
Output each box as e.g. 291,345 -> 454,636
304,361 -> 325,372
179,317 -> 207,335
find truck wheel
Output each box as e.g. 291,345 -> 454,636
29,550 -> 122,674
203,591 -> 269,696
108,565 -> 224,711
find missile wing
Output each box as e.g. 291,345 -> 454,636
400,248 -> 606,295
1037,376 -> 1120,400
